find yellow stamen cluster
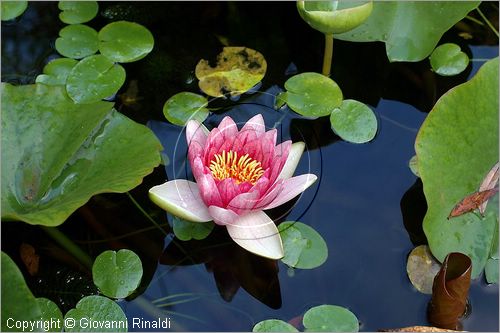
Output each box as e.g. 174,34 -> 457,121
209,150 -> 264,185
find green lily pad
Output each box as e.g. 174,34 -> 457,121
409,155 -> 419,177
92,249 -> 143,299
303,304 -> 359,332
335,2 -> 479,62
485,199 -> 499,284
406,245 -> 441,294
253,319 -> 299,332
278,221 -> 328,269
36,298 -> 63,332
297,1 -> 373,35
98,21 -> 154,63
173,216 -> 214,241
330,99 -> 377,144
429,43 -> 469,76
66,54 -> 126,104
1,252 -> 42,332
163,92 -> 209,126
58,1 -> 98,24
35,58 -> 78,86
415,58 -> 499,278
55,24 -> 99,59
64,296 -> 127,332
282,72 -> 343,118
195,47 -> 267,97
1,83 -> 161,226
1,1 -> 28,21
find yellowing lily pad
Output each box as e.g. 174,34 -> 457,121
195,47 -> 267,97
406,245 -> 441,294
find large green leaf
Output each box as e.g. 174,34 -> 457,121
335,2 -> 479,62
1,252 -> 42,332
415,58 -> 499,278
1,83 -> 162,226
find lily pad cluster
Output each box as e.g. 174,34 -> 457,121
253,304 -> 359,332
36,1 -> 154,104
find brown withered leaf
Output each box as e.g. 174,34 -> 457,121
448,187 -> 498,219
19,243 -> 39,276
427,252 -> 472,330
379,325 -> 463,332
478,162 -> 499,215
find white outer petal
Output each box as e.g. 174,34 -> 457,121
149,180 -> 212,222
226,211 -> 284,259
278,141 -> 305,179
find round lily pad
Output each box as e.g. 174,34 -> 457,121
253,319 -> 299,332
66,54 -> 126,104
195,47 -> 267,97
406,245 -> 441,294
303,305 -> 359,332
35,58 -> 78,86
64,296 -> 127,332
330,99 -> 377,143
409,155 -> 420,177
283,72 -> 343,118
55,24 -> 99,59
1,1 -> 28,21
430,43 -> 469,76
98,21 -> 154,63
278,221 -> 328,269
163,92 -> 209,126
36,298 -> 63,332
173,216 -> 214,241
58,1 -> 98,24
92,249 -> 143,299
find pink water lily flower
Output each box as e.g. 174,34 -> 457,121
149,114 -> 317,259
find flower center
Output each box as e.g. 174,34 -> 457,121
209,150 -> 265,185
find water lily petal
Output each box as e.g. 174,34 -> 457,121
263,173 -> 317,210
208,205 -> 239,225
278,141 -> 305,179
218,116 -> 238,139
227,190 -> 261,215
226,211 -> 284,259
186,120 -> 208,147
149,180 -> 212,222
241,114 -> 265,135
217,177 -> 241,205
198,173 -> 223,207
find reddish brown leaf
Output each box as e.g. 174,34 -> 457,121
448,187 -> 498,219
378,326 -> 461,332
478,162 -> 499,215
19,243 -> 39,276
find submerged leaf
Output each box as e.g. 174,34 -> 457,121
448,188 -> 498,219
55,24 -> 99,59
195,47 -> 267,97
428,252 -> 472,330
20,243 -> 39,276
302,304 -> 359,332
172,216 -> 214,241
406,245 -> 441,294
163,92 -> 209,126
1,1 -> 28,21
64,296 -> 127,332
409,155 -> 420,177
329,99 -> 377,144
58,1 -> 98,24
429,43 -> 469,76
253,319 -> 299,332
1,83 -> 161,226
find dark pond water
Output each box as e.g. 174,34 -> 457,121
2,2 -> 499,332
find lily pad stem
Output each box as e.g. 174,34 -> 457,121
322,34 -> 334,77
476,8 -> 499,37
126,192 -> 168,236
41,226 -> 93,269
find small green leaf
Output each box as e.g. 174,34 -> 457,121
303,304 -> 359,332
430,43 -> 469,76
278,221 -> 328,269
1,1 -> 28,21
99,21 -> 154,63
58,1 -> 98,24
66,54 -> 126,104
36,298 -> 63,332
330,99 -> 377,143
172,216 -> 214,241
35,58 -> 78,86
409,155 -> 419,177
163,92 -> 209,126
64,296 -> 127,332
92,249 -> 143,299
253,319 -> 299,332
55,24 -> 99,59
283,72 -> 343,118
406,245 -> 441,294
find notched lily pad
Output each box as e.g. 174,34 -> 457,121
55,24 -> 99,59
1,1 -> 28,21
278,221 -> 328,269
253,319 -> 299,332
303,304 -> 359,332
36,298 -> 63,332
66,54 -> 126,104
98,21 -> 154,63
92,249 -> 143,299
58,1 -> 98,24
64,296 -> 127,332
195,47 -> 267,97
406,245 -> 441,294
163,92 -> 209,126
430,43 -> 469,76
1,83 -> 161,226
282,72 -> 343,118
330,99 -> 377,144
172,216 -> 214,241
35,58 -> 78,86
